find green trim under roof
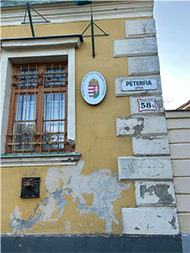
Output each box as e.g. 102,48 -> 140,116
1,152 -> 81,158
1,1 -> 68,8
1,34 -> 83,43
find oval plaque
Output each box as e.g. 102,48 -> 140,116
81,71 -> 107,105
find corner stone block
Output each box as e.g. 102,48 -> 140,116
135,181 -> 176,207
118,156 -> 173,181
115,75 -> 162,97
122,207 -> 179,235
113,37 -> 158,58
125,19 -> 156,38
130,95 -> 164,115
128,56 -> 160,76
132,136 -> 170,156
116,115 -> 167,137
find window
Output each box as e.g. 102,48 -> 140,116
6,63 -> 71,154
1,36 -> 81,162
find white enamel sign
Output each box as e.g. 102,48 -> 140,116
121,79 -> 157,91
137,98 -> 157,112
81,71 -> 107,105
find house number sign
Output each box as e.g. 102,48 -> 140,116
81,71 -> 107,105
137,98 -> 157,112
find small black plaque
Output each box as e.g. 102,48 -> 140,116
20,177 -> 40,198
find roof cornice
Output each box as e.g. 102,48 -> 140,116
1,1 -> 154,27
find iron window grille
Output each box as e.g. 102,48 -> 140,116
6,63 -> 72,154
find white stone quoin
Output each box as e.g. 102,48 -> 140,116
130,95 -> 164,115
115,75 -> 162,97
135,181 -> 176,207
113,37 -> 158,57
132,136 -> 170,156
118,156 -> 173,181
122,207 -> 179,235
125,19 -> 156,38
116,115 -> 167,136
128,56 -> 160,76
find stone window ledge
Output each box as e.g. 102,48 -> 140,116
1,34 -> 83,49
1,153 -> 81,167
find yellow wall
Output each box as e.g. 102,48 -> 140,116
1,17 -> 148,234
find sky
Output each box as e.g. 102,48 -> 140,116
154,0 -> 190,109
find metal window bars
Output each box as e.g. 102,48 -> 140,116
7,64 -> 69,154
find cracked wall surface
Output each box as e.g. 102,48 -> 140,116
1,16 -> 136,234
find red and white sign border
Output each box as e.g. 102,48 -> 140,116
137,97 -> 157,112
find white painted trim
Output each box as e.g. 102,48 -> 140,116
1,1 -> 154,27
1,36 -> 82,49
68,49 -> 75,141
1,154 -> 80,167
0,37 -> 81,154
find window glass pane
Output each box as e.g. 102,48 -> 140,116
43,121 -> 65,150
13,122 -> 36,151
13,94 -> 36,151
44,93 -> 65,120
45,66 -> 66,86
18,68 -> 37,87
16,94 -> 37,121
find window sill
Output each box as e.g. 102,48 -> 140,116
1,152 -> 81,167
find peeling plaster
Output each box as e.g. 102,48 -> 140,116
124,126 -> 130,131
10,206 -> 22,220
168,216 -> 177,230
9,161 -> 130,233
140,184 -> 174,204
118,117 -> 145,136
65,221 -> 71,232
133,122 -> 144,135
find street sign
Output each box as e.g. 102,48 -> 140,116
122,79 -> 157,91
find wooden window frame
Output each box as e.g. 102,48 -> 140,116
6,62 -> 70,154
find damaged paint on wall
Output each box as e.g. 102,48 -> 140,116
135,181 -> 176,207
9,161 -> 130,233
